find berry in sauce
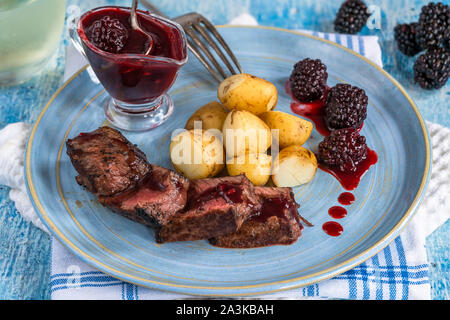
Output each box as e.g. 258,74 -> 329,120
87,15 -> 129,54
318,127 -> 368,172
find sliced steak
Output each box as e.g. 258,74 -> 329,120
209,186 -> 311,248
156,175 -> 260,243
66,127 -> 190,227
98,164 -> 189,227
66,126 -> 150,197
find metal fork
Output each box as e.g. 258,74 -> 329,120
140,0 -> 243,82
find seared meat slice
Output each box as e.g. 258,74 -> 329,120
66,127 -> 190,227
66,126 -> 150,197
156,175 -> 260,243
98,164 -> 189,227
209,186 -> 311,248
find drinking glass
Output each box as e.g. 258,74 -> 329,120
0,0 -> 66,85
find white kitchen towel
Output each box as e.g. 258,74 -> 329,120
0,15 -> 448,299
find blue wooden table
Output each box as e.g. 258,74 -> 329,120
0,0 -> 448,300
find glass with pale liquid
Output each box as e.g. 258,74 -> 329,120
0,0 -> 66,85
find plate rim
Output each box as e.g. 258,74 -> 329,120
25,25 -> 432,296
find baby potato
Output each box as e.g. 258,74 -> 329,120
227,153 -> 272,186
260,111 -> 313,149
222,110 -> 272,157
170,129 -> 224,180
272,145 -> 317,187
217,73 -> 278,115
185,101 -> 228,132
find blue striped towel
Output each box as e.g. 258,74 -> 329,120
44,25 -> 450,300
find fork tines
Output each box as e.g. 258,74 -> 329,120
175,13 -> 243,82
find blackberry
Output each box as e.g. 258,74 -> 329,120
444,29 -> 450,51
414,47 -> 450,89
444,37 -> 449,51
334,0 -> 371,34
88,16 -> 128,53
289,58 -> 328,102
394,23 -> 423,56
416,2 -> 449,49
324,83 -> 368,131
318,127 -> 368,172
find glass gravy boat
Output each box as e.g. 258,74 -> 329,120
70,6 -> 188,131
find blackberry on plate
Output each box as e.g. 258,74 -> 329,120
88,15 -> 129,53
416,2 -> 449,50
334,0 -> 371,34
289,58 -> 328,102
394,23 -> 423,56
414,47 -> 450,89
324,83 -> 368,131
318,127 -> 368,172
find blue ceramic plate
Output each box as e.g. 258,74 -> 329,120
25,26 -> 431,296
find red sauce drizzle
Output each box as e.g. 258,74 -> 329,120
319,148 -> 378,191
322,221 -> 343,237
251,197 -> 292,223
328,206 -> 347,219
286,81 -> 331,136
338,192 -> 355,205
194,183 -> 243,206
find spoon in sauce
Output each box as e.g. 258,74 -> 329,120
128,0 -> 154,54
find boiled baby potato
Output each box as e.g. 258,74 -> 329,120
227,153 -> 272,186
170,129 -> 224,180
272,145 -> 317,187
185,101 -> 228,132
222,110 -> 272,157
260,111 -> 313,149
217,73 -> 278,115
